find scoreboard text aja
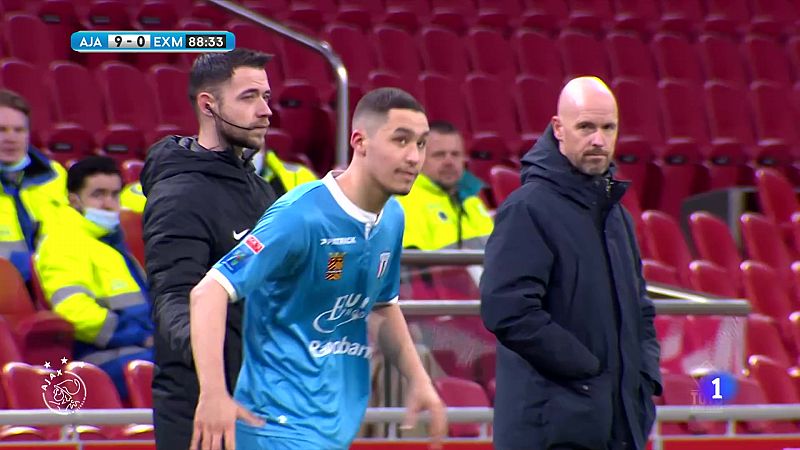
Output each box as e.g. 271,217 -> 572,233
71,31 -> 236,52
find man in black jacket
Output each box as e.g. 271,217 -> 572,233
141,48 -> 277,450
480,77 -> 661,450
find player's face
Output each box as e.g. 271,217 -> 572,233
216,67 -> 272,149
552,99 -> 618,176
422,131 -> 465,193
69,173 -> 122,212
366,109 -> 428,196
0,106 -> 29,165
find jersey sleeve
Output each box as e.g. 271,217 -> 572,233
376,208 -> 404,305
208,202 -> 308,302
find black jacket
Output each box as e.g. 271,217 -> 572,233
480,126 -> 661,450
141,136 -> 276,418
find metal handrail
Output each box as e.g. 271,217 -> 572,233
206,0 -> 350,167
398,299 -> 750,316
400,249 -> 750,304
3,405 -> 800,425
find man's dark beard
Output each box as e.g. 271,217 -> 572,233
217,120 -> 260,151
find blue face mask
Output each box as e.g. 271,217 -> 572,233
84,207 -> 120,231
0,153 -> 31,173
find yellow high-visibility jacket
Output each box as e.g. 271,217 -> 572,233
34,206 -> 152,365
120,181 -> 145,213
397,172 -> 494,250
0,149 -> 67,280
258,150 -> 318,195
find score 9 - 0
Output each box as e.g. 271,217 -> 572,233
109,34 -> 150,49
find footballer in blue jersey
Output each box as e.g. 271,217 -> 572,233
189,88 -> 447,450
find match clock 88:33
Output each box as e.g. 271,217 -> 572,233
186,34 -> 227,49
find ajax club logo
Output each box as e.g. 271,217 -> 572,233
41,358 -> 87,415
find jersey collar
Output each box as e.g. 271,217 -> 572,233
322,171 -> 382,225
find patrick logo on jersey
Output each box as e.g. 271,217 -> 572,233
309,292 -> 373,359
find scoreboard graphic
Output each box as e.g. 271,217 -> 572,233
71,31 -> 236,52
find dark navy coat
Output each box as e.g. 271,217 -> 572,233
480,125 -> 662,450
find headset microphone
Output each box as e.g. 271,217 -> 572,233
207,105 -> 260,131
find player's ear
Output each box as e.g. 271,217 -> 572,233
350,129 -> 367,156
551,115 -> 563,141
197,92 -> 215,117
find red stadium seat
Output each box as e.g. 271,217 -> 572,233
747,314 -> 792,367
464,73 -> 522,154
382,0 -> 430,32
147,64 -> 197,133
96,61 -> 158,135
121,159 -> 143,186
511,29 -> 564,86
689,260 -> 738,297
741,261 -> 795,329
36,0 -> 82,61
429,0 -> 476,34
642,259 -> 680,286
704,0 -> 749,36
749,82 -> 797,167
489,165 -> 521,206
688,212 -> 743,292
606,32 -> 658,82
419,26 -> 470,83
612,0 -> 659,36
434,376 -> 491,437
517,0 -> 569,33
747,355 -> 800,432
654,316 -> 685,373
731,376 -> 773,434
0,315 -> 20,410
466,27 -> 517,87
120,210 -> 145,267
513,75 -> 558,146
324,23 -> 375,89
641,210 -> 693,287
124,360 -> 154,408
50,61 -> 105,134
698,34 -> 748,88
793,216 -> 800,258
660,372 -> 723,434
367,70 -> 421,101
557,30 -> 611,82
567,0 -> 613,34
750,0 -> 799,37
658,0 -> 703,35
419,73 -> 471,141
225,21 -> 284,88
1,362 -> 105,440
3,13 -> 56,69
740,213 -> 794,292
0,58 -> 51,147
756,168 -> 799,249
372,25 -> 422,81
65,362 -> 154,439
651,33 -> 704,84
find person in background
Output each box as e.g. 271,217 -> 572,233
0,89 -> 67,285
35,156 -> 153,400
396,120 -> 493,252
481,77 -> 661,450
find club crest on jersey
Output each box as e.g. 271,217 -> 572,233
244,235 -> 264,254
377,252 -> 391,278
325,252 -> 345,280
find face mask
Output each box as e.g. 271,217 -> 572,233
251,151 -> 265,174
0,153 -> 31,173
84,207 -> 120,231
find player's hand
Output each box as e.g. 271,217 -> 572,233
401,378 -> 447,450
190,391 -> 264,450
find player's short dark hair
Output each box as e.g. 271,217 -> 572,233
353,88 -> 426,124
188,47 -> 273,106
67,156 -> 121,193
0,89 -> 30,123
428,120 -> 459,135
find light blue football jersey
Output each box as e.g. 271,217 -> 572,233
209,172 -> 403,449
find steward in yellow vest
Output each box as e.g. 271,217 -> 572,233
35,156 -> 153,399
0,89 -> 68,283
396,121 -> 493,250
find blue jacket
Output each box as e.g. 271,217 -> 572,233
480,125 -> 661,450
